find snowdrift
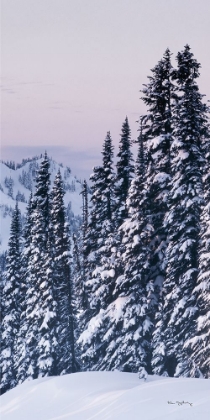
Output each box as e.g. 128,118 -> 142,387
1,371 -> 210,420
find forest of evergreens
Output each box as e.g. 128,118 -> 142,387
1,45 -> 210,395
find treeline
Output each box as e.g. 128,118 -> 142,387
1,154 -> 78,394
1,45 -> 210,394
76,45 -> 210,378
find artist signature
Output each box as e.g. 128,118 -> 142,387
168,401 -> 193,407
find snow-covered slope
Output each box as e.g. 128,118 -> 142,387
1,371 -> 210,420
0,157 -> 84,253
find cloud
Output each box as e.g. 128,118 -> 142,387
1,87 -> 16,94
1,80 -> 55,96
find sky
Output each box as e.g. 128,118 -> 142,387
1,0 -> 210,179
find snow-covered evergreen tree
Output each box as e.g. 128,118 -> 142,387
101,131 -> 115,222
79,128 -> 152,372
51,170 -> 77,374
185,113 -> 210,378
154,45 -> 207,377
36,236 -> 58,377
15,194 -> 35,384
73,180 -> 89,338
141,48 -> 173,308
0,203 -> 22,394
114,117 -> 134,226
79,133 -> 117,369
21,152 -> 57,379
81,180 -> 89,238
136,50 -> 174,374
84,133 -> 116,316
100,127 -> 153,372
33,151 -> 51,248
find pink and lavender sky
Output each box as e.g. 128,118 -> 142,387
1,0 -> 210,179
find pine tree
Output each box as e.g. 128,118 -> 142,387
185,115 -> 210,377
79,127 -> 152,372
22,152 -> 55,379
15,194 -> 35,384
51,170 -> 77,374
137,50 -> 174,374
33,151 -> 51,248
141,48 -> 173,305
100,126 -> 153,372
155,45 -> 207,377
73,180 -> 89,338
115,117 -> 134,226
0,203 -> 22,393
81,180 -> 89,238
84,133 -> 116,316
101,131 -> 115,222
36,236 -> 58,377
79,133 -> 117,369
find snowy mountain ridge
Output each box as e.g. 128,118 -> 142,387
0,156 -> 84,253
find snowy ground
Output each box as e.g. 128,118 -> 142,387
1,371 -> 210,420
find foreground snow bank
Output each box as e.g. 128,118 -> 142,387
1,371 -> 210,420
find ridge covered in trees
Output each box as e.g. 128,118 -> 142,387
1,45 -> 210,395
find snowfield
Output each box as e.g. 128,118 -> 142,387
1,371 -> 210,420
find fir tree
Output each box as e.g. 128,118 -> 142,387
141,48 -> 173,306
100,127 -> 153,372
79,127 -> 152,372
114,117 -> 134,226
15,193 -> 35,384
101,131 -> 115,222
36,236 -> 58,377
79,133 -> 117,369
185,115 -> 210,378
81,180 -> 89,239
33,150 -> 51,248
155,45 -> 207,377
0,203 -> 22,394
51,170 -> 77,374
22,153 -> 54,379
73,180 -> 89,337
138,50 -> 174,374
84,133 -> 115,317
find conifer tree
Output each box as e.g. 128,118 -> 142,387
155,45 -> 207,377
84,133 -> 116,316
15,193 -> 34,384
185,116 -> 210,378
81,180 -> 89,238
33,151 -> 51,248
0,203 -> 22,394
22,153 -> 55,379
73,180 -> 89,338
100,127 -> 153,372
115,117 -> 134,226
36,236 -> 58,377
51,170 -> 77,374
79,133 -> 117,369
79,127 -> 152,372
136,50 -> 174,374
101,131 -> 115,222
141,48 -> 173,307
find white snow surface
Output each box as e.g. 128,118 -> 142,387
1,371 -> 210,420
